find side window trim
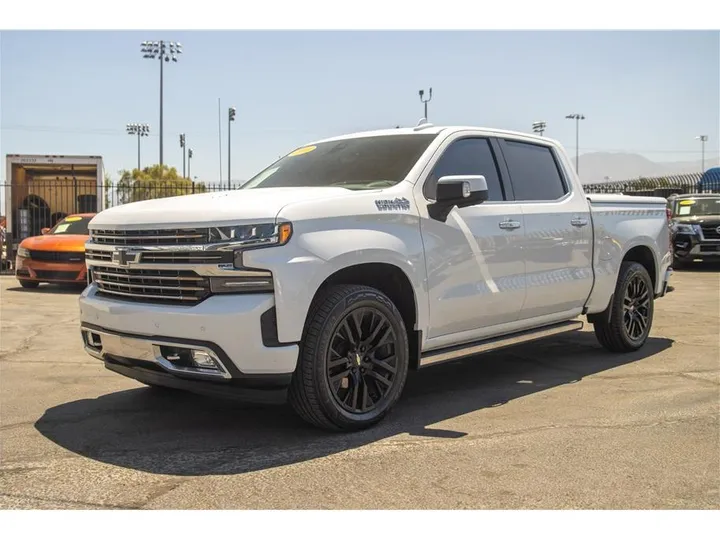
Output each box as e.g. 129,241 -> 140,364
495,137 -> 571,203
488,137 -> 515,202
421,135 -> 510,202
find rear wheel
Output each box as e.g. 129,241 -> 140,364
19,280 -> 39,289
593,261 -> 654,353
289,284 -> 409,431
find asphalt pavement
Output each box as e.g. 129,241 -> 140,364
0,268 -> 718,509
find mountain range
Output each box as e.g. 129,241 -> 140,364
577,153 -> 719,185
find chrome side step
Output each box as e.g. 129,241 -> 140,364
419,320 -> 584,368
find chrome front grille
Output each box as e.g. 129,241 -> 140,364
85,249 -> 112,262
90,228 -> 210,246
85,249 -> 232,265
139,251 -> 233,265
90,265 -> 210,305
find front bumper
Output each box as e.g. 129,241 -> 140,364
672,234 -> 720,261
15,256 -> 87,282
79,284 -> 299,399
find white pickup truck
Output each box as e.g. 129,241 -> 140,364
79,124 -> 672,431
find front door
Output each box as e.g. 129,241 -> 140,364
416,135 -> 526,344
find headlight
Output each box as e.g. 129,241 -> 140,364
672,223 -> 699,235
208,222 -> 292,247
17,247 -> 31,258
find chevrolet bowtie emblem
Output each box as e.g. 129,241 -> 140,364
111,249 -> 139,266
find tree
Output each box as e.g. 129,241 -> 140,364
103,170 -> 112,210
116,164 -> 207,204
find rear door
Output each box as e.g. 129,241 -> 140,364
496,137 -> 594,320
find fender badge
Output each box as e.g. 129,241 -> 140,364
375,197 -> 410,212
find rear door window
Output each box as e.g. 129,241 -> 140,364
501,140 -> 568,201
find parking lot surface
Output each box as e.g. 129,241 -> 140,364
0,269 -> 718,510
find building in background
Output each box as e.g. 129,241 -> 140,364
3,154 -> 105,254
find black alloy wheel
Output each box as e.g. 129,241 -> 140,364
326,307 -> 398,414
623,274 -> 650,341
593,261 -> 654,353
288,284 -> 410,431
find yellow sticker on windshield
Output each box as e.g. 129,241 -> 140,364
64,216 -> 82,222
288,145 -> 316,157
679,199 -> 695,205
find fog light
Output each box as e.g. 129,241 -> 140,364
191,350 -> 219,369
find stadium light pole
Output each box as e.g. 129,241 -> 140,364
188,148 -> 193,181
565,113 -> 585,173
532,121 -> 547,136
141,40 -> 183,170
179,133 -> 186,179
418,87 -> 432,121
696,135 -> 708,172
188,148 -> 194,193
228,107 -> 236,190
126,123 -> 150,170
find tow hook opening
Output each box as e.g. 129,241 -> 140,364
83,330 -> 103,351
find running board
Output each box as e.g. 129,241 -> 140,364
419,320 -> 584,368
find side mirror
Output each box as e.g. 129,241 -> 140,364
41,228 -> 50,235
428,175 -> 489,222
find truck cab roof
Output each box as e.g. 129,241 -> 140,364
310,125 -> 560,147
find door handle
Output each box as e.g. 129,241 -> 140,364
499,219 -> 521,230
571,217 -> 588,227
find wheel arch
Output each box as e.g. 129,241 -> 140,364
308,262 -> 422,370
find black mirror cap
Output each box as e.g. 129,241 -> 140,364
429,177 -> 489,222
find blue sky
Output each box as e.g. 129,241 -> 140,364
1,30 -> 718,186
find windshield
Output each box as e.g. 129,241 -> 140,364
49,216 -> 91,235
241,134 -> 437,190
673,197 -> 720,217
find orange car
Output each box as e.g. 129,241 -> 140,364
15,213 -> 95,289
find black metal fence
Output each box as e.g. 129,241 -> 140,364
582,172 -> 718,198
0,179 -> 234,272
2,173 -> 719,273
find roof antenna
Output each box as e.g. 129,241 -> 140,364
417,117 -> 428,126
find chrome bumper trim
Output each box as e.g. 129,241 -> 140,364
80,326 -> 232,379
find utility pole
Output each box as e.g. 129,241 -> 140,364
126,123 -> 150,170
228,107 -> 236,190
696,135 -> 708,172
565,113 -> 586,173
179,133 -> 186,179
418,87 -> 432,120
141,40 -> 182,170
532,121 -> 547,136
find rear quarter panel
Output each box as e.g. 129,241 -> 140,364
585,195 -> 671,313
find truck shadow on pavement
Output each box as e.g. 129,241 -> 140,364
35,332 -> 673,477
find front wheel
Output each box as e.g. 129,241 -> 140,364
289,284 -> 410,431
593,261 -> 654,353
19,280 -> 39,289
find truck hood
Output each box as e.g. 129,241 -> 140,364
89,187 -> 357,229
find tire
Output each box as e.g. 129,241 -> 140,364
19,280 -> 39,289
593,261 -> 654,353
288,284 -> 410,431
